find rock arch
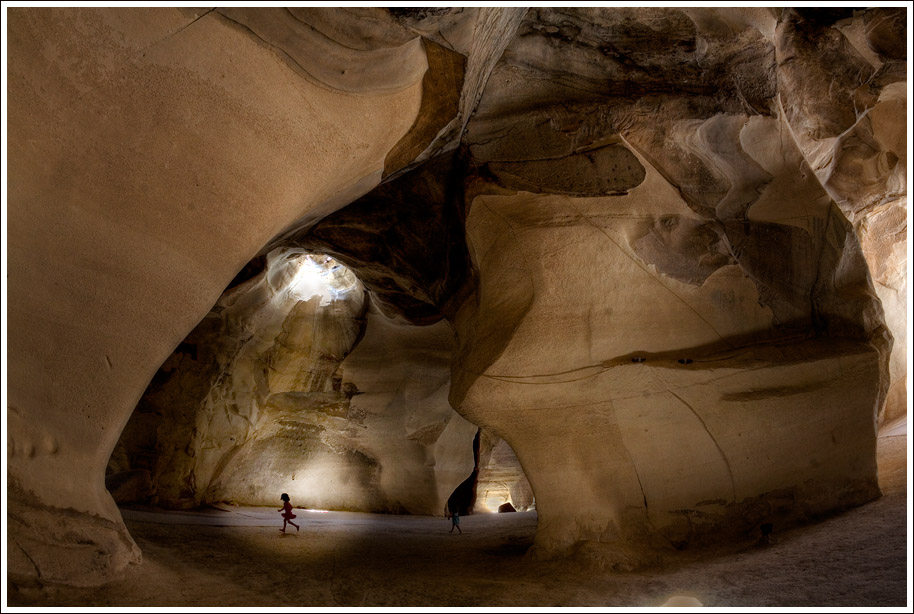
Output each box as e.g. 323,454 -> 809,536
6,6 -> 905,585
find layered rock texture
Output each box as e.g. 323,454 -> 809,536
476,431 -> 536,513
7,7 -> 907,586
109,249 -> 480,515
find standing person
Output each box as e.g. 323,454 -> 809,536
449,510 -> 462,535
279,493 -> 299,533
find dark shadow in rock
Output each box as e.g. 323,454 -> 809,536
631,215 -> 734,286
488,144 -> 645,197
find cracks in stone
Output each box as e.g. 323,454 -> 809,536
11,539 -> 42,579
560,193 -> 732,346
387,378 -> 408,416
214,11 -> 329,93
66,8 -> 217,107
436,28 -> 456,52
281,8 -> 362,53
475,197 -> 536,297
138,9 -> 216,56
478,365 -> 607,385
482,362 -> 604,380
462,357 -> 787,414
422,7 -> 528,161
614,416 -> 677,549
460,8 -> 528,129
774,87 -> 830,186
663,387 -> 737,503
461,336 -> 795,386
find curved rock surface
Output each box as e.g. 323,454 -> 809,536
7,6 -> 428,585
6,6 -> 907,587
476,431 -> 536,513
775,8 -> 907,424
109,250 -> 479,516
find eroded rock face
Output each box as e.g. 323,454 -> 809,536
333,309 -> 478,515
775,8 -> 907,424
7,6 -> 906,586
476,431 -> 536,513
202,302 -> 479,515
446,7 -> 896,566
7,6 -> 430,585
110,250 -> 477,515
450,186 -> 883,564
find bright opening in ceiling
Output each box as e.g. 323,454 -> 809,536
285,253 -> 359,305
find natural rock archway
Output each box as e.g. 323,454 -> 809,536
6,6 -> 906,587
7,6 -> 434,585
110,249 -> 480,515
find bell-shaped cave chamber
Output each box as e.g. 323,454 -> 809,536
107,242 -> 534,519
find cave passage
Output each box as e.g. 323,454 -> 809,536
7,7 -> 907,599
108,248 -> 534,525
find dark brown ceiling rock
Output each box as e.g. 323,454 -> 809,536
383,39 -> 466,178
776,9 -> 878,141
382,7 -> 529,177
289,153 -> 473,325
487,144 -> 646,196
864,8 -> 906,60
466,7 -> 778,220
775,8 -> 905,219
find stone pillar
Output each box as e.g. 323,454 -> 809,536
450,134 -> 886,568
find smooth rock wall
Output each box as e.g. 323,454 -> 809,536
7,6 -> 904,587
450,132 -> 886,565
204,303 -> 478,515
7,6 -> 426,585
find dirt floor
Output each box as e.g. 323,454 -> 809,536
7,423 -> 911,608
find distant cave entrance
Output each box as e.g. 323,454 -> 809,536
447,429 -> 536,516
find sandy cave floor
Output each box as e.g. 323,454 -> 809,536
8,425 -> 911,608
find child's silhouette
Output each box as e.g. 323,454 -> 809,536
279,493 -> 299,533
447,509 -> 462,534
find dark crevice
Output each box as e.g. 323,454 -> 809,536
446,429 -> 481,516
225,255 -> 267,292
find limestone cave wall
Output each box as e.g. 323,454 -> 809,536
6,6 -> 907,586
108,249 -> 480,516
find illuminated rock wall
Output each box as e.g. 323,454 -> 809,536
7,7 -> 431,585
7,7 -> 905,586
476,432 -> 536,513
110,251 -> 477,516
